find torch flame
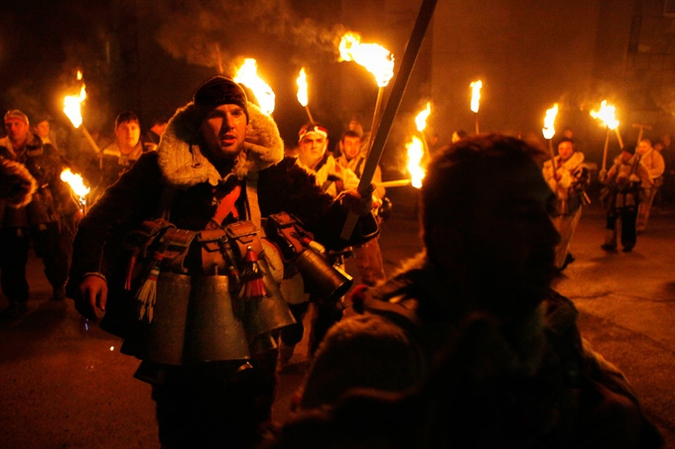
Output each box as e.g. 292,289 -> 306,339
63,85 -> 87,128
76,70 -> 83,80
590,100 -> 619,130
60,168 -> 90,206
339,32 -> 395,88
405,136 -> 425,189
542,103 -> 559,140
234,58 -> 275,115
415,102 -> 431,133
296,67 -> 309,107
470,80 -> 482,113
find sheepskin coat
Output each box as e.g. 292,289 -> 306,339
0,133 -> 76,227
67,101 -> 377,331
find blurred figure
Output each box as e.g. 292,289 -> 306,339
32,116 -> 60,151
90,111 -> 151,204
542,138 -> 590,271
279,123 -> 363,361
143,115 -> 169,151
635,138 -> 665,233
0,109 -> 79,319
270,133 -> 662,448
335,129 -> 387,286
451,129 -> 467,143
600,145 -> 652,252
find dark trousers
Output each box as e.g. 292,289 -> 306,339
33,222 -> 71,291
152,352 -> 278,449
606,205 -> 638,249
0,228 -> 30,303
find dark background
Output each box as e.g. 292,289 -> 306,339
1,0 -> 674,176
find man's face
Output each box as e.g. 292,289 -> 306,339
342,136 -> 361,160
5,119 -> 29,146
637,140 -> 652,155
199,103 -> 247,165
35,120 -> 51,139
557,141 -> 574,161
431,157 -> 559,312
298,132 -> 328,168
115,120 -> 141,154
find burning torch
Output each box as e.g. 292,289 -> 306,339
63,72 -> 100,154
470,80 -> 482,134
379,103 -> 431,189
338,32 -> 395,144
341,0 -> 438,240
296,67 -> 314,123
542,103 -> 559,187
234,58 -> 275,115
590,100 -> 620,177
60,168 -> 90,215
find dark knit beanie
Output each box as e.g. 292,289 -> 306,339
193,76 -> 249,124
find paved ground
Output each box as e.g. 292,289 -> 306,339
1,187 -> 674,447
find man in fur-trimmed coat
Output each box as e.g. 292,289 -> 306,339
276,134 -> 662,448
66,76 -> 377,448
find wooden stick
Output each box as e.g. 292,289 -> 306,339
340,0 -> 438,240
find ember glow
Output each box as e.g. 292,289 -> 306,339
296,67 -> 309,107
60,168 -> 90,207
63,85 -> 87,128
338,32 -> 395,87
590,100 -> 619,130
415,102 -> 431,132
234,58 -> 275,115
470,80 -> 483,113
542,103 -> 559,139
406,136 -> 425,188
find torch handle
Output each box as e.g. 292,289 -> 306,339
340,0 -> 438,241
615,127 -> 624,149
601,127 -> 610,173
81,126 -> 101,153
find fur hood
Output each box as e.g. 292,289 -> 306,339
0,158 -> 38,208
157,101 -> 284,189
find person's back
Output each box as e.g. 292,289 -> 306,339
277,133 -> 663,448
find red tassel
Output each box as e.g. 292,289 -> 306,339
241,246 -> 266,300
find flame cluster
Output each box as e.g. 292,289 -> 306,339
590,100 -> 619,130
60,168 -> 90,207
406,103 -> 432,188
296,67 -> 309,108
470,80 -> 482,113
234,58 -> 275,115
339,32 -> 395,88
542,103 -> 559,140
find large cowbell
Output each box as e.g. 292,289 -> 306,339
131,268 -> 295,365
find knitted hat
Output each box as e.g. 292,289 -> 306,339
4,109 -> 29,125
193,76 -> 249,123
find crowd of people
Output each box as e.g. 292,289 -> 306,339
0,74 -> 668,447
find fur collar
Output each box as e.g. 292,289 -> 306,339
157,101 -> 284,189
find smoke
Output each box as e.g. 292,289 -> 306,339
149,0 -> 347,73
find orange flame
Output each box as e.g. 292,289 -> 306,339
296,67 -> 309,107
60,168 -> 90,206
415,102 -> 431,132
590,100 -> 619,130
339,32 -> 394,87
406,136 -> 425,189
234,58 -> 275,115
63,84 -> 87,128
542,103 -> 559,140
470,80 -> 482,113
